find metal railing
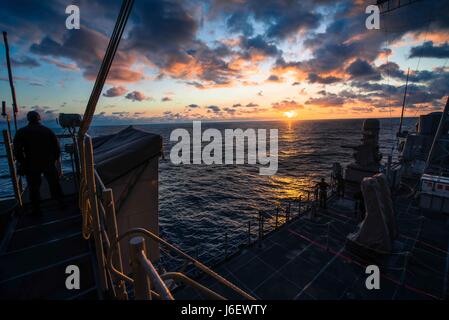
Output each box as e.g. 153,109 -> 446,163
1,129 -> 23,207
106,228 -> 255,300
77,134 -> 255,300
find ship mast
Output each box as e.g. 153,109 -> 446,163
2,31 -> 19,133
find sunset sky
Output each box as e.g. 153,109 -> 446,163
0,0 -> 448,124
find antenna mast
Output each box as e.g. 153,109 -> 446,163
2,31 -> 19,132
397,68 -> 410,136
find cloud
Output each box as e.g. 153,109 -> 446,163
206,105 -> 221,113
215,0 -> 322,40
30,27 -> 143,83
11,56 -> 40,68
186,104 -> 200,109
307,73 -> 341,84
305,93 -> 345,108
245,102 -> 259,107
409,41 -> 449,59
125,91 -> 150,102
162,96 -> 172,102
271,100 -> 303,111
346,59 -> 381,81
103,86 -> 128,98
266,74 -> 282,82
40,57 -> 78,71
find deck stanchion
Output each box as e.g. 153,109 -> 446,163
2,130 -> 22,207
129,236 -> 151,300
84,136 -> 108,293
103,188 -> 127,299
286,202 -> 291,222
298,196 -> 302,215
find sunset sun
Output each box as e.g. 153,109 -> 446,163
284,111 -> 297,119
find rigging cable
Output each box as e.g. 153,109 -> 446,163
78,0 -> 135,137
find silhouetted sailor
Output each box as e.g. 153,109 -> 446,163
316,178 -> 329,209
14,111 -> 63,216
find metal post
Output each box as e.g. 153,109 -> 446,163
129,236 -> 151,300
84,136 -> 108,292
2,101 -> 12,138
2,130 -> 22,207
286,202 -> 291,222
398,68 -> 410,136
298,196 -> 301,215
103,188 -> 127,299
3,32 -> 19,132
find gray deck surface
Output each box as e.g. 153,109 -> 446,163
175,195 -> 449,300
0,176 -> 98,300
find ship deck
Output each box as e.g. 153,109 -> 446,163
175,194 -> 449,300
0,176 -> 98,299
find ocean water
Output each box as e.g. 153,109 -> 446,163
0,118 -> 416,264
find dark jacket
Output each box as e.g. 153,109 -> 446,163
13,123 -> 60,173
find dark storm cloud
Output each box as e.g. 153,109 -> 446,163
409,41 -> 449,59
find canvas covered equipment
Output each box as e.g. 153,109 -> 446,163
347,173 -> 397,253
93,126 -> 163,271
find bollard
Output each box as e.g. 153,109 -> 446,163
129,237 -> 151,300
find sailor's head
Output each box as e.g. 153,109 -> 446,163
27,111 -> 41,124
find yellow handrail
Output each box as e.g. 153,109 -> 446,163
107,228 -> 256,300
